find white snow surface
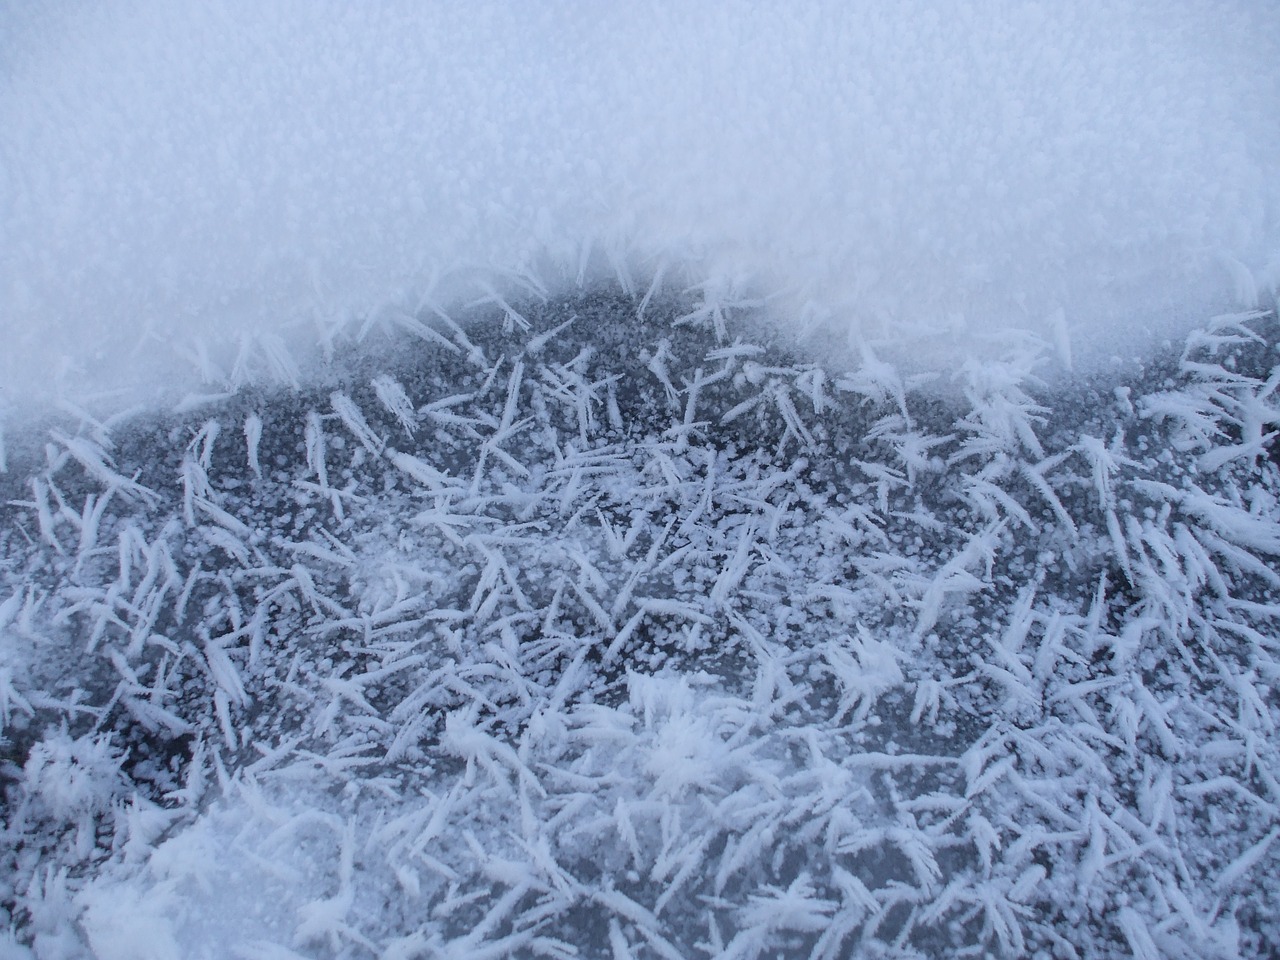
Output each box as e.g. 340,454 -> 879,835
4,1 -> 1280,403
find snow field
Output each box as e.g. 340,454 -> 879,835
1,288 -> 1278,957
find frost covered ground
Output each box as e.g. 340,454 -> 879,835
1,286 -> 1279,958
4,3 -> 1280,958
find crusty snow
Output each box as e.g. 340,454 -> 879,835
2,4 -> 1280,959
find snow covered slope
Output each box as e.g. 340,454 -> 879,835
3,1 -> 1280,405
1,289 -> 1279,957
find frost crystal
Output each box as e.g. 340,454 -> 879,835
2,290 -> 1279,957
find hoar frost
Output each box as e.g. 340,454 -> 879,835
0,288 -> 1279,958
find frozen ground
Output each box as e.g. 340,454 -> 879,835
1,287 -> 1279,958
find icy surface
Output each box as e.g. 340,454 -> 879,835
5,4 -> 1280,957
2,289 -> 1279,957
3,2 -> 1280,403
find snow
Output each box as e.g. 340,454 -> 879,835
3,2 -> 1280,405
3,3 -> 1280,958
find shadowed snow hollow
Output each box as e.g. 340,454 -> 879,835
3,1 -> 1280,403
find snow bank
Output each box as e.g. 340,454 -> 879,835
3,1 -> 1279,405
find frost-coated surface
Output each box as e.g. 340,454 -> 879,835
3,2 -> 1280,401
1,289 -> 1279,957
5,3 -> 1280,958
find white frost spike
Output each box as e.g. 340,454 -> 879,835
636,261 -> 668,319
1199,429 -> 1280,472
372,306 -> 462,353
671,366 -> 708,453
470,282 -> 531,333
1217,827 -> 1280,891
213,690 -> 237,751
525,314 -> 576,356
674,284 -> 747,342
305,412 -> 328,488
954,353 -> 1049,461
868,419 -> 952,486
1116,908 -> 1162,960
772,384 -> 815,451
1179,486 -> 1280,555
720,393 -> 764,425
389,450 -> 453,492
204,640 -> 248,707
736,873 -> 837,935
606,377 -> 624,432
0,667 -> 33,736
331,391 -> 385,456
244,413 -> 263,478
187,419 -> 220,471
794,366 -> 828,414
822,625 -> 905,721
0,590 -> 23,634
912,526 -> 1000,638
28,477 -> 64,554
1019,460 -> 1077,540
165,737 -> 208,807
24,730 -> 128,822
710,522 -> 756,606
257,333 -> 301,389
179,456 -> 214,527
441,708 -> 544,797
1074,434 -> 1137,509
371,376 -> 418,437
498,360 -> 525,436
50,431 -> 158,504
591,889 -> 683,960
608,919 -> 636,960
643,339 -> 681,406
837,343 -> 911,421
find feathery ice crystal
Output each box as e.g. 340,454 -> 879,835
1,287 -> 1279,958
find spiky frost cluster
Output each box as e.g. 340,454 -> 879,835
1,290 -> 1279,958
